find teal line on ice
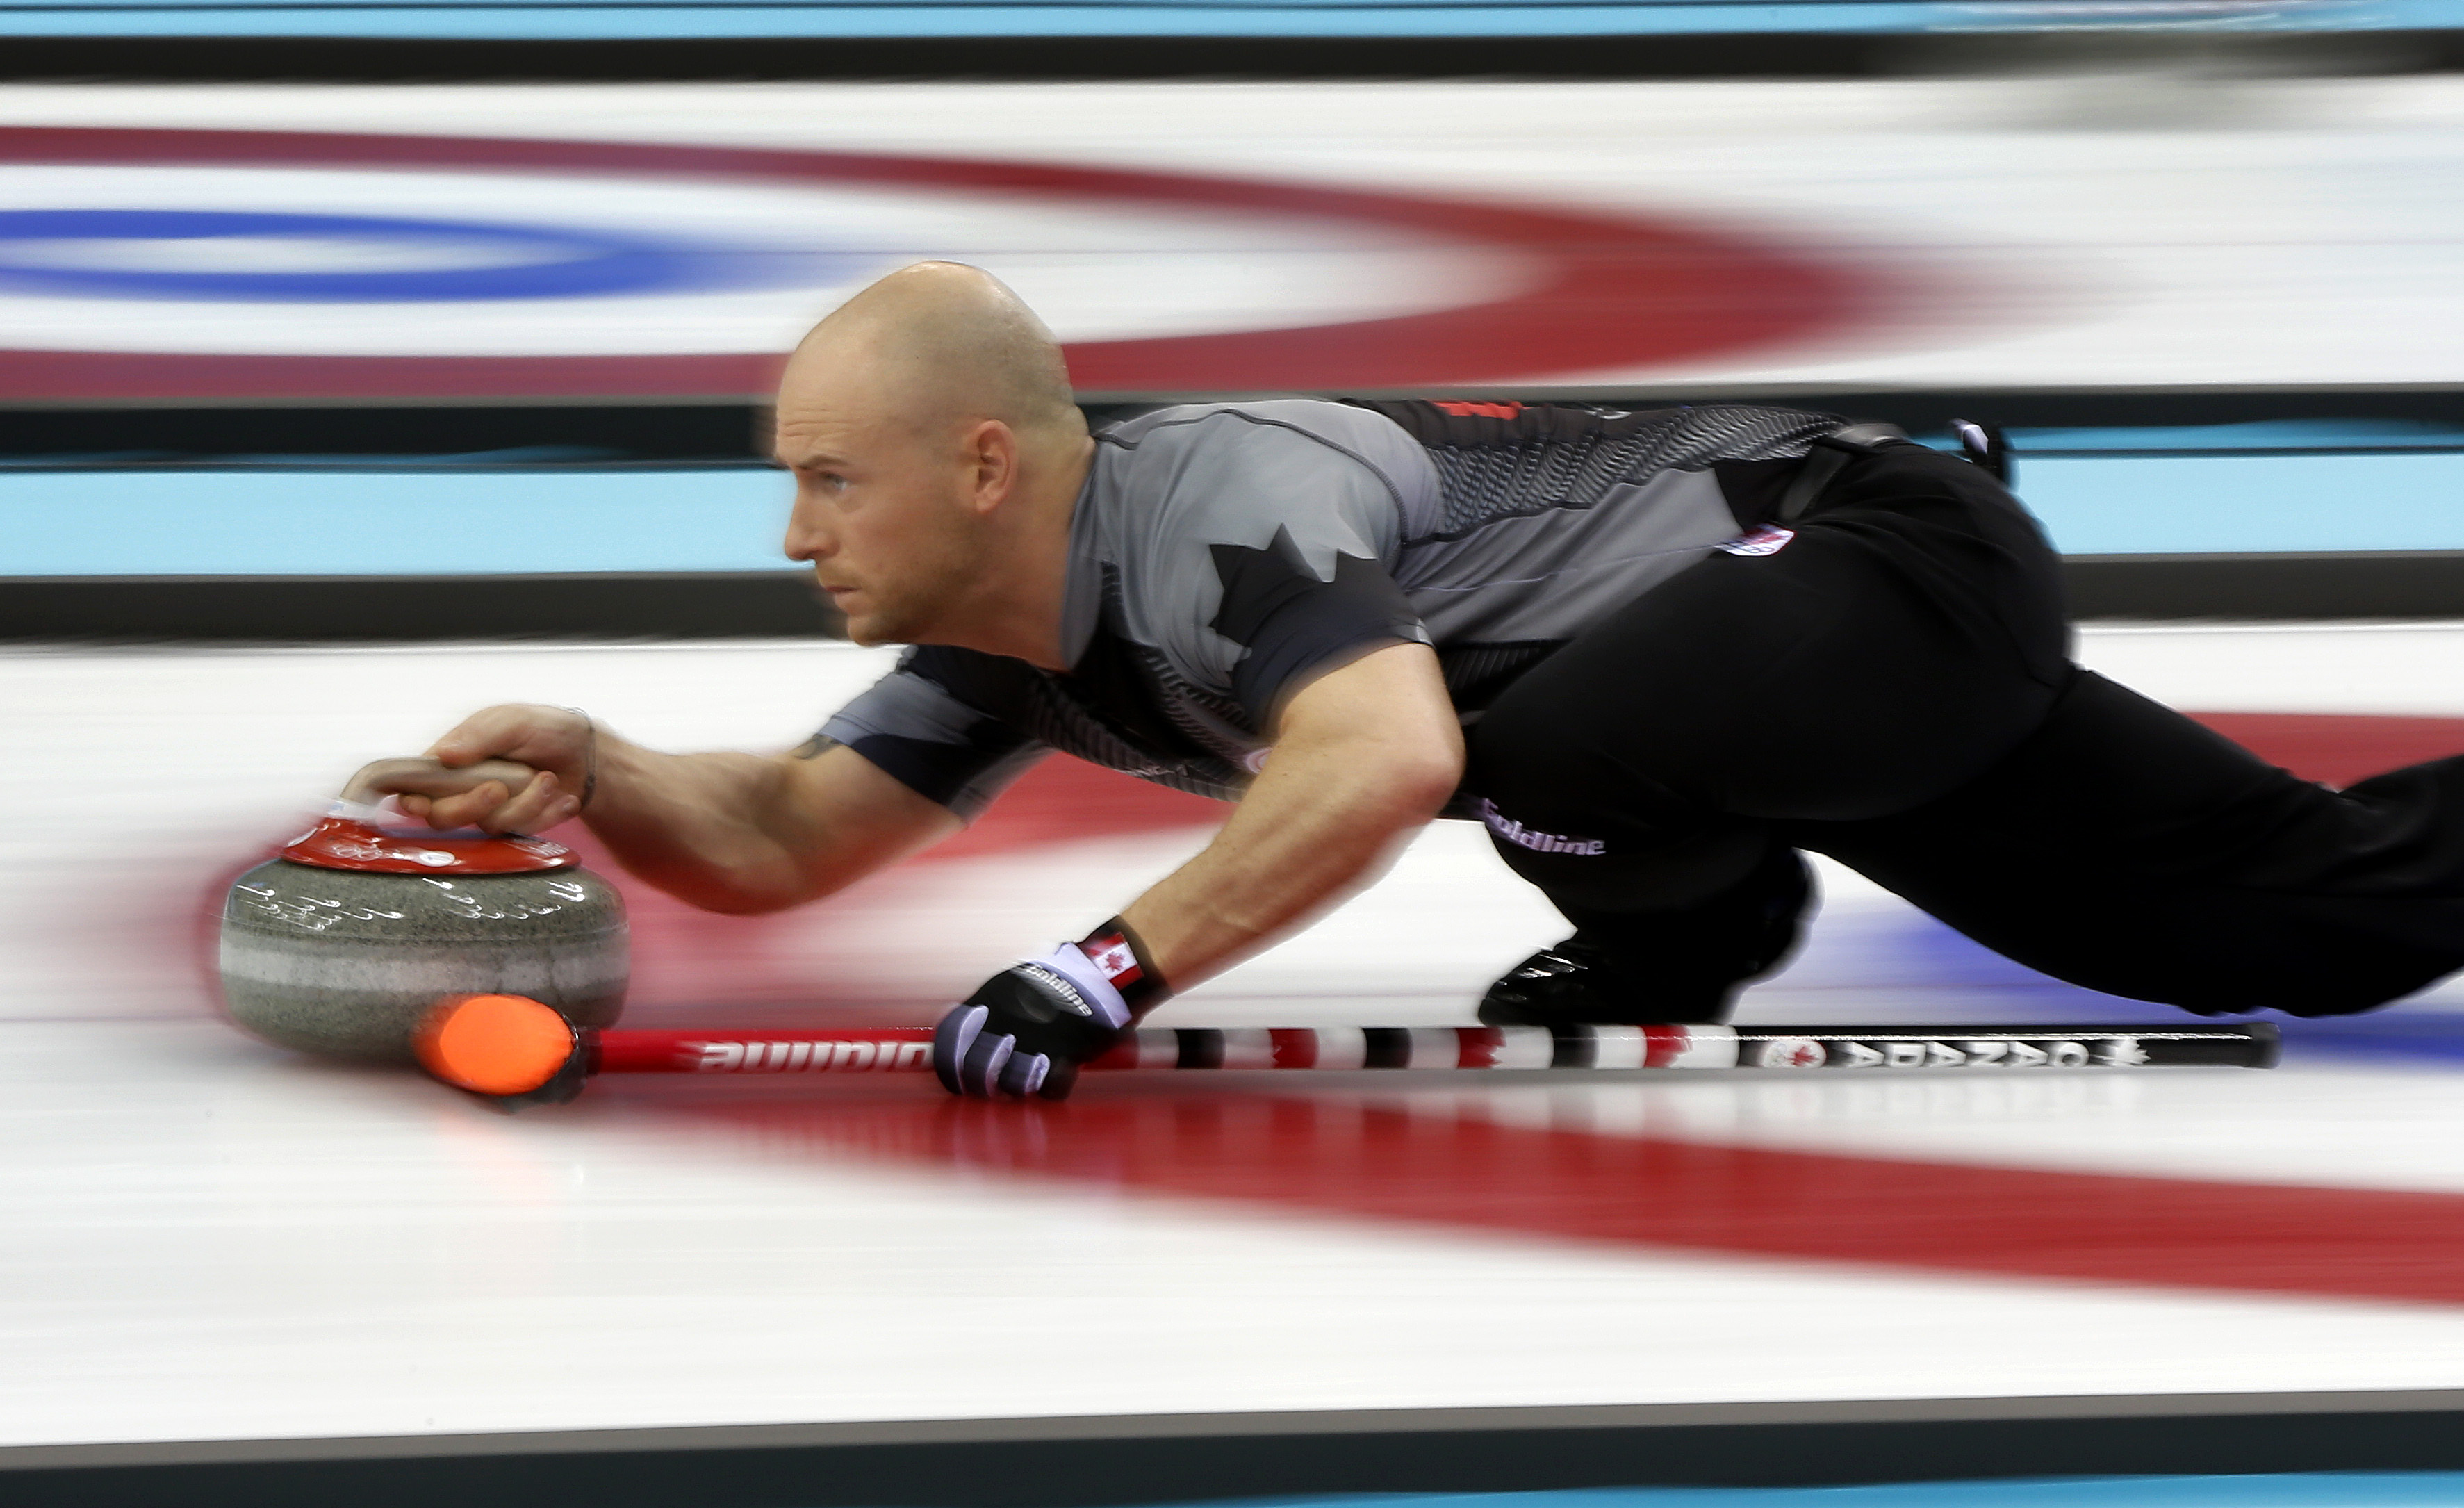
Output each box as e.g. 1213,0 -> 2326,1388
10,448 -> 2464,575
0,467 -> 795,577
1117,1478 -> 2464,1508
2014,452 -> 2464,557
2001,420 -> 2464,455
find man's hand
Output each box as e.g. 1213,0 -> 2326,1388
400,703 -> 593,833
935,925 -> 1160,1099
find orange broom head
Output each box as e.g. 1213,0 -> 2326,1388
413,993 -> 578,1096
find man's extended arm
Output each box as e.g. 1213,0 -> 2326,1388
414,646 -> 1458,1101
404,705 -> 958,914
1123,640 -> 1463,987
933,641 -> 1463,1099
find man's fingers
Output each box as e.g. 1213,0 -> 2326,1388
426,717 -> 505,767
999,1051 -> 1051,1099
1033,1058 -> 1079,1102
426,704 -> 586,773
405,772 -> 578,834
422,780 -> 510,830
934,1006 -> 988,1095
961,1030 -> 1014,1097
476,772 -> 567,834
933,996 -> 1087,1101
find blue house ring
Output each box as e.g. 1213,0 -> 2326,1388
0,208 -> 708,303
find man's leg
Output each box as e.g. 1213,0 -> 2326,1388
1466,443 -> 2073,1023
1794,669 -> 2464,1017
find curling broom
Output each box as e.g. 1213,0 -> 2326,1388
411,992 -> 2278,1104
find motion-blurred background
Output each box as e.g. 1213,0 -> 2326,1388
14,3 -> 2464,1502
8,0 -> 2464,637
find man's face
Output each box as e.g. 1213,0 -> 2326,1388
775,352 -> 981,647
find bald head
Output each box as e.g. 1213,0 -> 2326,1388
773,264 -> 1097,661
789,261 -> 1083,449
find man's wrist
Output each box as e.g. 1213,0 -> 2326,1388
1074,915 -> 1169,1015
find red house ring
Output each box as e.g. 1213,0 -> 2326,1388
0,125 -> 1889,402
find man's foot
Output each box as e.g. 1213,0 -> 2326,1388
1478,939 -> 1652,1026
1477,934 -> 1758,1026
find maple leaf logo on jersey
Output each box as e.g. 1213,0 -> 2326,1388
1207,527 -> 1427,714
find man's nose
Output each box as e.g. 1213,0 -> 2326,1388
783,492 -> 835,562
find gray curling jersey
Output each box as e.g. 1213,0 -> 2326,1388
816,398 -> 1848,820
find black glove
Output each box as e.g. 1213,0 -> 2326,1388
935,920 -> 1165,1101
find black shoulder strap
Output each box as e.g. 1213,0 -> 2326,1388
1776,422 -> 1910,523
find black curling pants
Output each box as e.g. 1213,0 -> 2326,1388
1465,443 -> 2464,1022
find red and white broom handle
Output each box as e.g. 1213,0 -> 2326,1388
589,1022 -> 2278,1076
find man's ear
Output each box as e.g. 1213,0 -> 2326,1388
964,419 -> 1019,514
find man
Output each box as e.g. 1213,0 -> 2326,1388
406,261 -> 2464,1101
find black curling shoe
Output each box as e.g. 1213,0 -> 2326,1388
1478,940 -> 1649,1026
1477,936 -> 1744,1026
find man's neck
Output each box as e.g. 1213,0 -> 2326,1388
933,434 -> 1095,671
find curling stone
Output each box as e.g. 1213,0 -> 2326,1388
217,758 -> 627,1063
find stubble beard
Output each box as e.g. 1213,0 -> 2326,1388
839,527 -> 987,649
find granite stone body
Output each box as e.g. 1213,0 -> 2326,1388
219,858 -> 628,1062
